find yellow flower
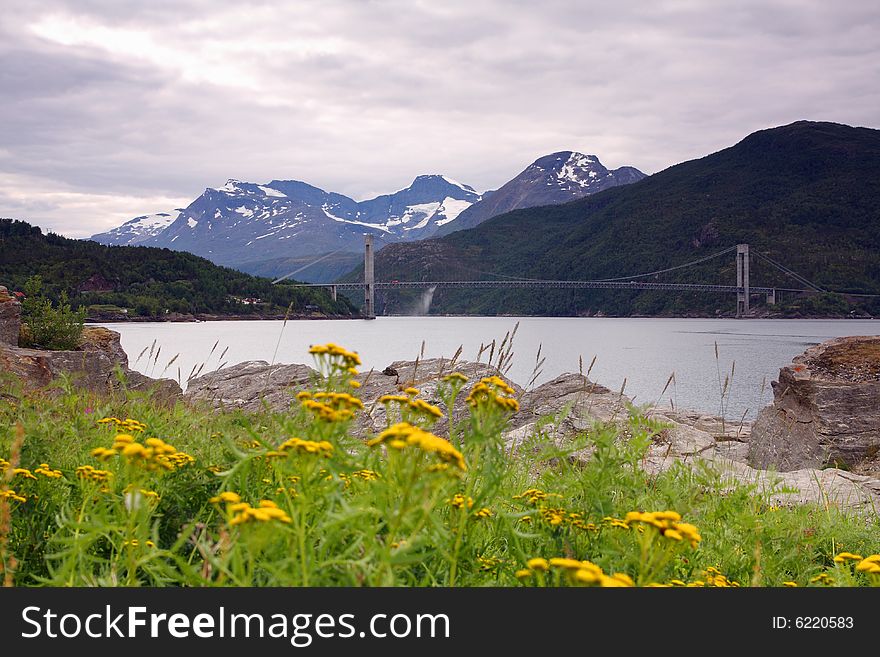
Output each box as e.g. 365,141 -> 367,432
404,387 -> 420,396
353,469 -> 380,481
526,558 -> 549,572
75,465 -> 113,482
379,394 -> 410,404
449,493 -> 474,510
309,342 -> 361,367
367,422 -> 466,471
599,573 -> 633,587
349,380 -> 361,389
296,391 -> 312,400
34,463 -> 63,478
833,552 -> 863,563
783,581 -> 798,587
441,372 -> 468,383
473,507 -> 493,519
549,557 -> 587,570
278,437 -> 334,457
855,557 -> 880,574
575,568 -> 600,584
515,569 -> 532,580
209,491 -> 242,505
465,377 -> 519,413
0,489 -> 27,503
13,468 -> 37,481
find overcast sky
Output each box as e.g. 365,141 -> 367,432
1,0 -> 878,238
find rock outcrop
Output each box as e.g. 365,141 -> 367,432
0,286 -> 21,346
748,336 -> 880,474
0,323 -> 181,400
187,357 -> 520,437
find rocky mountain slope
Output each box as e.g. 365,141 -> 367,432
436,151 -> 645,235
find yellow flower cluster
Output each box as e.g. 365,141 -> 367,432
835,552 -> 880,575
539,507 -> 596,531
810,573 -> 834,585
90,434 -> 194,472
0,489 -> 26,503
513,488 -> 562,506
352,469 -> 379,481
308,343 -> 362,367
230,500 -> 292,526
465,376 -> 519,413
688,566 -> 739,589
123,539 -> 156,548
441,372 -> 468,384
856,555 -> 880,574
11,467 -> 37,481
34,463 -> 63,478
367,422 -> 466,471
75,465 -> 113,482
624,511 -> 702,548
210,492 -> 292,525
477,556 -> 502,572
98,417 -> 147,433
314,391 -> 364,410
378,394 -> 445,420
272,437 -> 333,458
473,507 -> 493,519
517,557 -> 635,587
449,493 -> 474,509
0,457 -> 8,473
301,398 -> 357,422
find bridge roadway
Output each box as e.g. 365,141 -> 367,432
295,280 -> 796,294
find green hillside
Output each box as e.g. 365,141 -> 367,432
0,219 -> 356,318
359,121 -> 880,317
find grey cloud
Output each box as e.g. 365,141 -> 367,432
0,0 -> 878,237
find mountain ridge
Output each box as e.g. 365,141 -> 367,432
91,152 -> 645,281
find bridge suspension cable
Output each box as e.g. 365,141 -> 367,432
751,251 -> 826,293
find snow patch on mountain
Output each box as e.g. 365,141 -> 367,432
258,185 -> 286,198
434,197 -> 471,225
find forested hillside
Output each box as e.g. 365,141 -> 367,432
0,220 -> 355,318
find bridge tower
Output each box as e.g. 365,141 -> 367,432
736,243 -> 750,317
364,234 -> 376,320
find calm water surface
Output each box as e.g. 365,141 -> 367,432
101,317 -> 879,420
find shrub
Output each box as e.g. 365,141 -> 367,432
19,276 -> 86,350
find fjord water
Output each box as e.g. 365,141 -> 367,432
103,317 -> 878,420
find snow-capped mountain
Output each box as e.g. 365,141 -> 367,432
435,151 -> 646,235
91,211 -> 180,246
91,152 -> 645,282
91,175 -> 481,280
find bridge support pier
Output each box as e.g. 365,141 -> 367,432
736,243 -> 750,317
330,285 -> 337,302
766,288 -> 776,305
364,234 -> 375,320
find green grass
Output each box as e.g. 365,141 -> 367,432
0,350 -> 877,588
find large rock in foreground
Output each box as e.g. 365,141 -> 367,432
0,325 -> 181,400
749,336 -> 880,473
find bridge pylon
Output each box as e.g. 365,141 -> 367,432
364,234 -> 376,320
736,243 -> 750,317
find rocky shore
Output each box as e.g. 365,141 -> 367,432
2,287 -> 878,515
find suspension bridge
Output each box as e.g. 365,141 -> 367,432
275,235 -> 842,319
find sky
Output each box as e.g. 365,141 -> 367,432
1,0 -> 878,238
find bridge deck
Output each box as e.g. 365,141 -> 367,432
293,280 -> 788,294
